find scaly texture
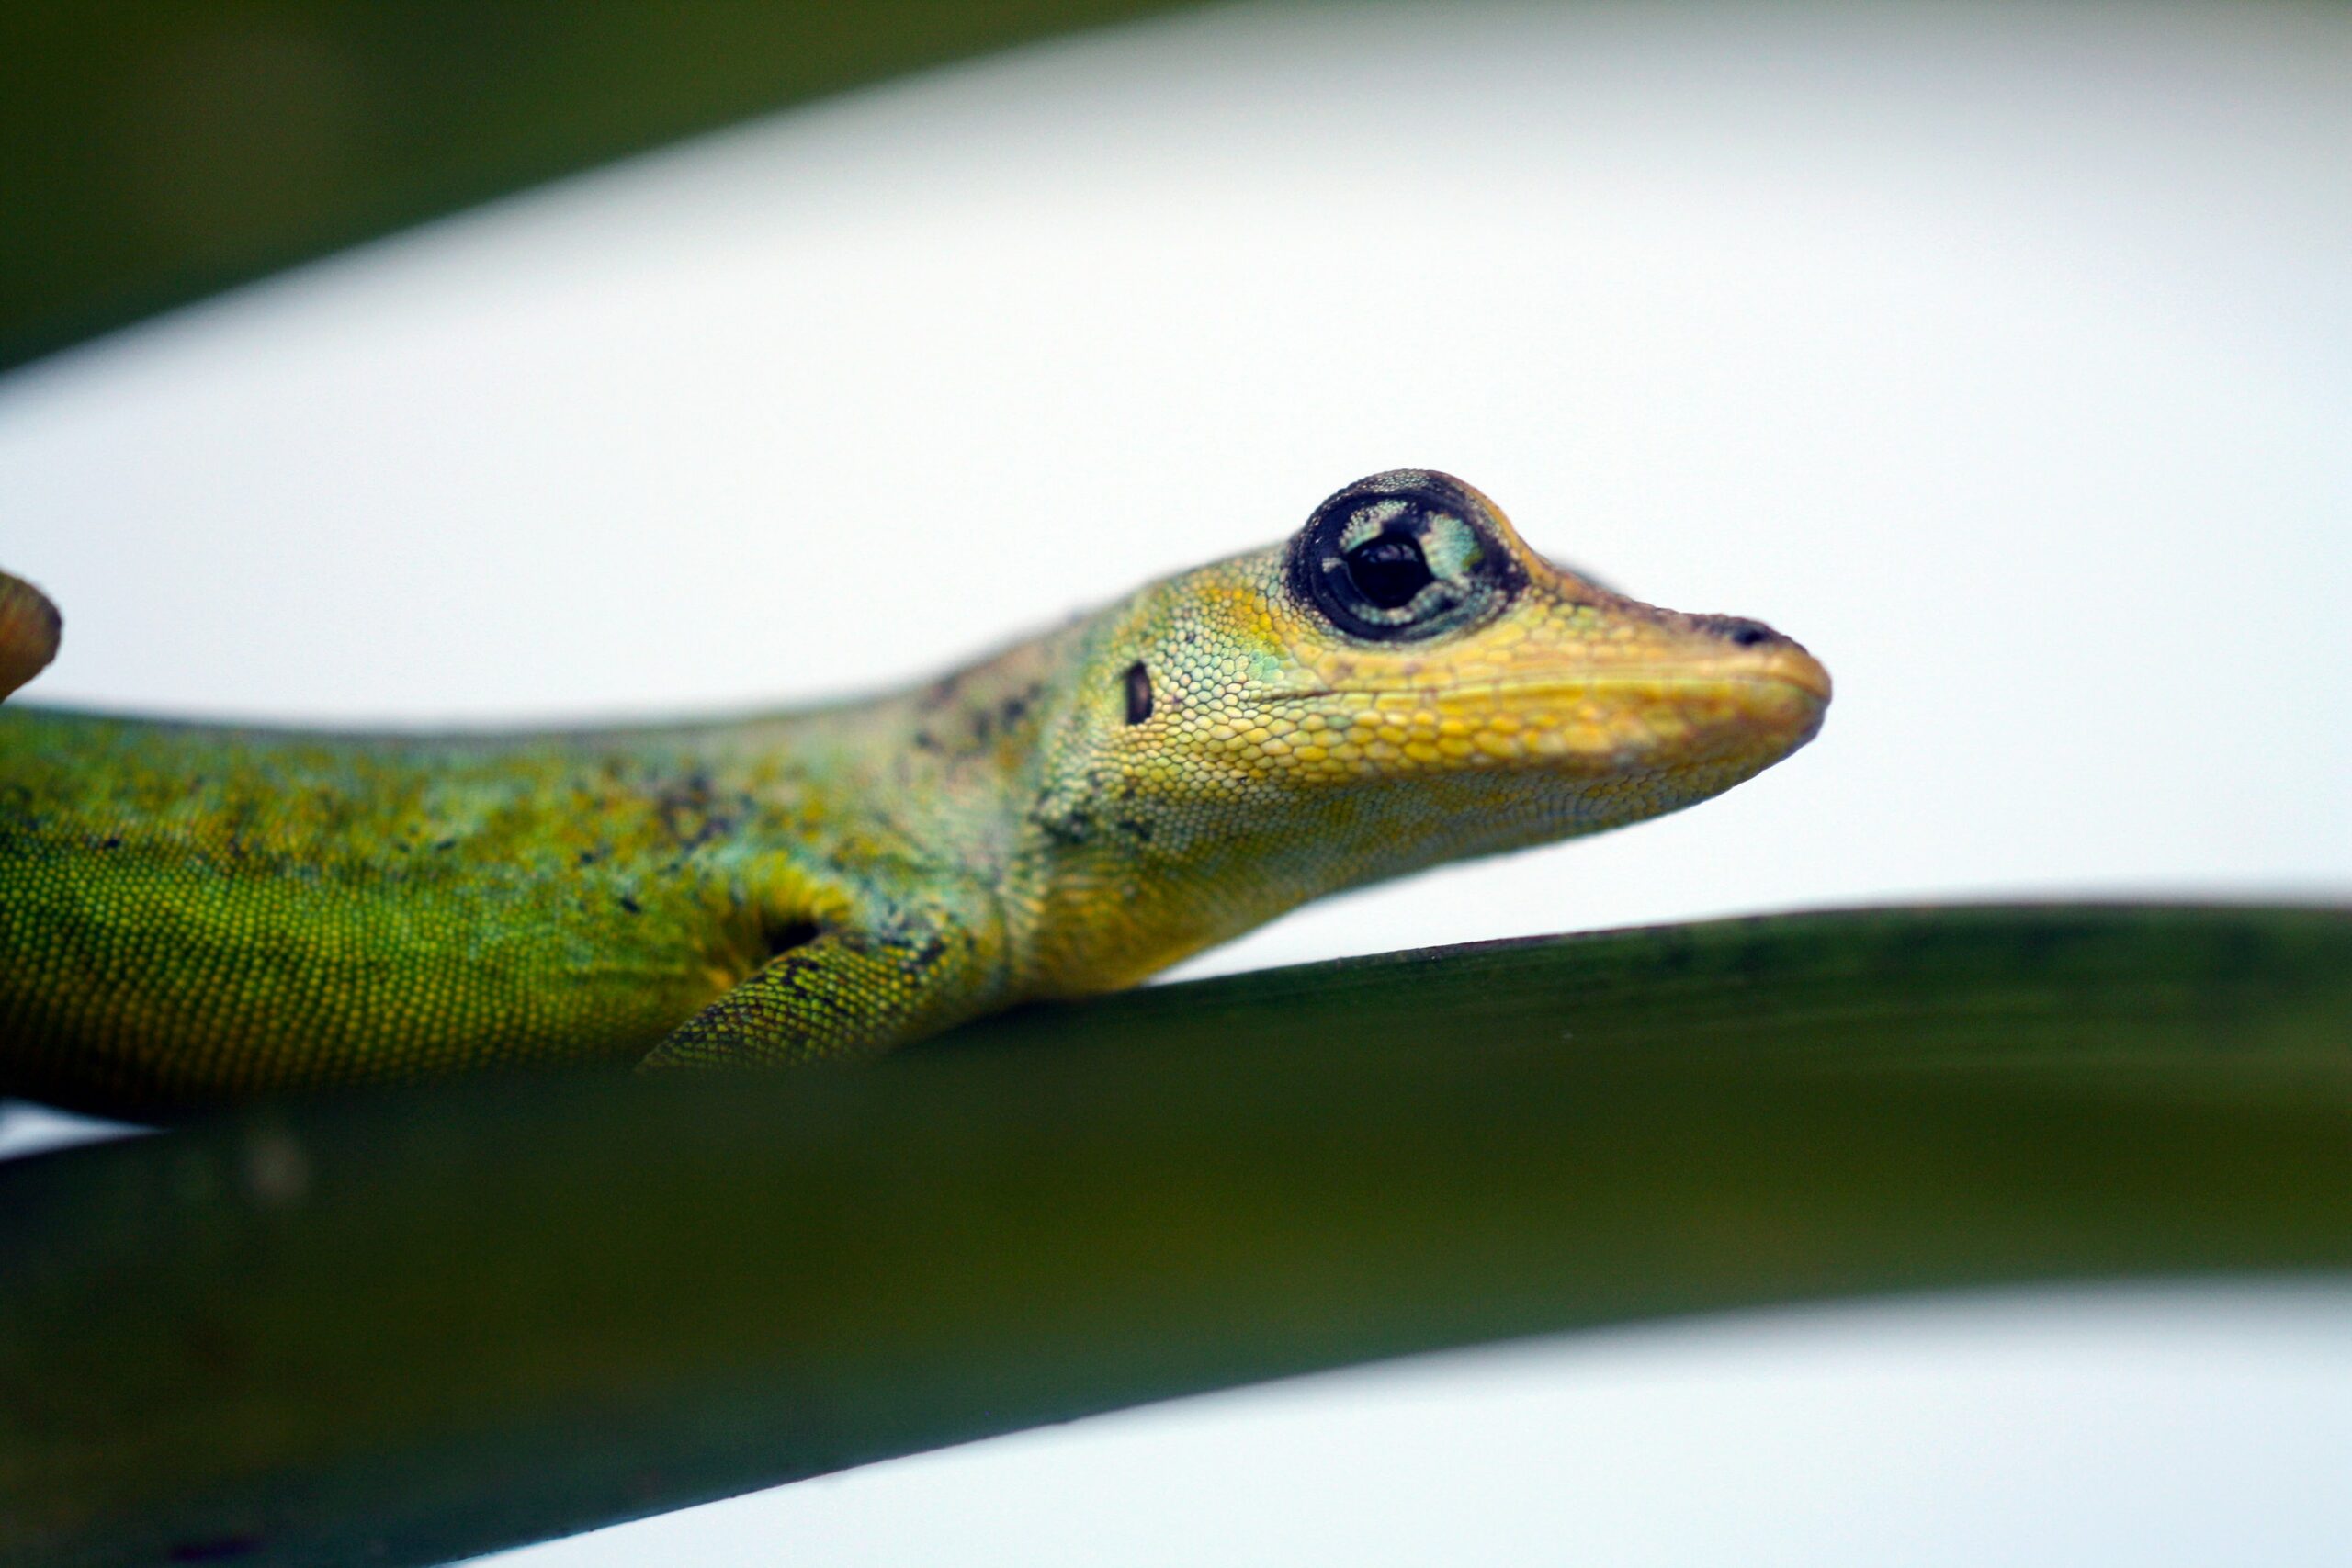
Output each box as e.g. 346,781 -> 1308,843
0,472 -> 1828,1116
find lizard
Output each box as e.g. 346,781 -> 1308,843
0,470 -> 1829,1119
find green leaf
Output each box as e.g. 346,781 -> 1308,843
3,904 -> 2345,1567
0,0 -> 1212,373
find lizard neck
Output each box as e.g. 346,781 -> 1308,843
700,627 -> 1073,892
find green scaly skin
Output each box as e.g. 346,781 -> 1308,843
0,472 -> 1829,1119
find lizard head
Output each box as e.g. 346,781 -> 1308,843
1020,468 -> 1829,992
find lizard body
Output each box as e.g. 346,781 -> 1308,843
0,472 -> 1828,1117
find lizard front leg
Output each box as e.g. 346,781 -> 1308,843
637,887 -> 1003,1069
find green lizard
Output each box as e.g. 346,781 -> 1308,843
0,471 -> 1827,1119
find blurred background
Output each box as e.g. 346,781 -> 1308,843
3,0 -> 2348,1562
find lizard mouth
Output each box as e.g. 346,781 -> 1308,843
1265,666 -> 1832,720
1267,641 -> 1833,708
1473,663 -> 1832,733
1250,653 -> 1829,776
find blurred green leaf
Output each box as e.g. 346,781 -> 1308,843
0,0 -> 1210,373
2,904 -> 2345,1567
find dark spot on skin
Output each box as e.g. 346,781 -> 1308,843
433,838 -> 458,852
618,894 -> 642,915
1117,818 -> 1155,842
912,730 -> 939,751
920,671 -> 966,711
1124,661 -> 1153,725
991,681 -> 1044,734
1037,806 -> 1095,846
653,770 -> 735,855
169,1536 -> 263,1562
99,836 -> 121,850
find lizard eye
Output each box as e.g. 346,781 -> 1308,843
1288,469 -> 1523,643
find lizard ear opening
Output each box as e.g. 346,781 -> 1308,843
1123,661 -> 1154,725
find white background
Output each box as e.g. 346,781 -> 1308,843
3,1 -> 2349,1562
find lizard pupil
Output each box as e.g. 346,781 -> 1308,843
1344,534 -> 1434,610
